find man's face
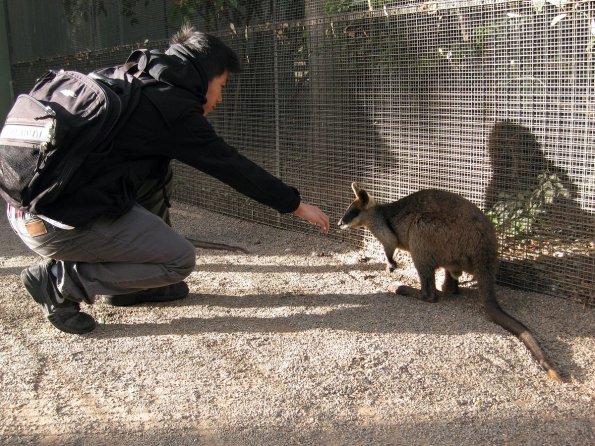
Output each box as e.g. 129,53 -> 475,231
203,70 -> 229,116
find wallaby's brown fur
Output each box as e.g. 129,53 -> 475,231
338,182 -> 563,382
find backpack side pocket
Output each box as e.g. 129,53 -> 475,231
0,94 -> 56,207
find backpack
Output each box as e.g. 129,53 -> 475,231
0,49 -> 153,214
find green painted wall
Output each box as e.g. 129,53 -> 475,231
0,0 -> 13,123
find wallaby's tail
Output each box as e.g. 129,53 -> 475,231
480,281 -> 564,382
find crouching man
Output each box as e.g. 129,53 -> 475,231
6,25 -> 329,334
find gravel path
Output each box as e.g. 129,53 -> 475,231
0,202 -> 593,445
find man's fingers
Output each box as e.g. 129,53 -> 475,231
318,214 -> 329,233
295,202 -> 330,233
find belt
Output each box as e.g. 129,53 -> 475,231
6,204 -> 49,237
6,203 -> 31,220
6,203 -> 75,230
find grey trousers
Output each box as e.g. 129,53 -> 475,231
7,168 -> 196,303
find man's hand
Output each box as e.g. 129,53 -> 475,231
293,202 -> 330,234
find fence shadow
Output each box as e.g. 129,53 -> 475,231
89,289 -> 590,381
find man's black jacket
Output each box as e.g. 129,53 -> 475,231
41,45 -> 300,227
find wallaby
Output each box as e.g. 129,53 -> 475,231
338,182 -> 563,382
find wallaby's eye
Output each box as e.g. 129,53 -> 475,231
345,208 -> 360,221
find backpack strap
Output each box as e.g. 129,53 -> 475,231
124,49 -> 153,78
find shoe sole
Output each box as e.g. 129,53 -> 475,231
46,313 -> 96,335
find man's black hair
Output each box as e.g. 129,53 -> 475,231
169,25 -> 241,80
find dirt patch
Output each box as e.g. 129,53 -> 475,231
0,201 -> 593,445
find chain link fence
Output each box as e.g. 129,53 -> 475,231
6,0 -> 594,305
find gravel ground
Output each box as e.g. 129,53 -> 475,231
0,201 -> 593,446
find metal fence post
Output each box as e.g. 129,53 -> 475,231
0,0 -> 14,123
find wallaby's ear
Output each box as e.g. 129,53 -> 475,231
351,182 -> 369,205
359,189 -> 370,205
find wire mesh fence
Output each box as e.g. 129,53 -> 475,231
6,0 -> 594,305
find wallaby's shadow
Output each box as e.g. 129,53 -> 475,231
486,120 -> 594,236
486,120 -> 581,215
486,120 -> 594,305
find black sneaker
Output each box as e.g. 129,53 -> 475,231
104,282 -> 189,307
21,260 -> 96,334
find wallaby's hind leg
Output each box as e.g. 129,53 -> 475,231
386,259 -> 435,299
418,270 -> 439,302
392,267 -> 457,299
412,259 -> 439,302
441,269 -> 461,294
